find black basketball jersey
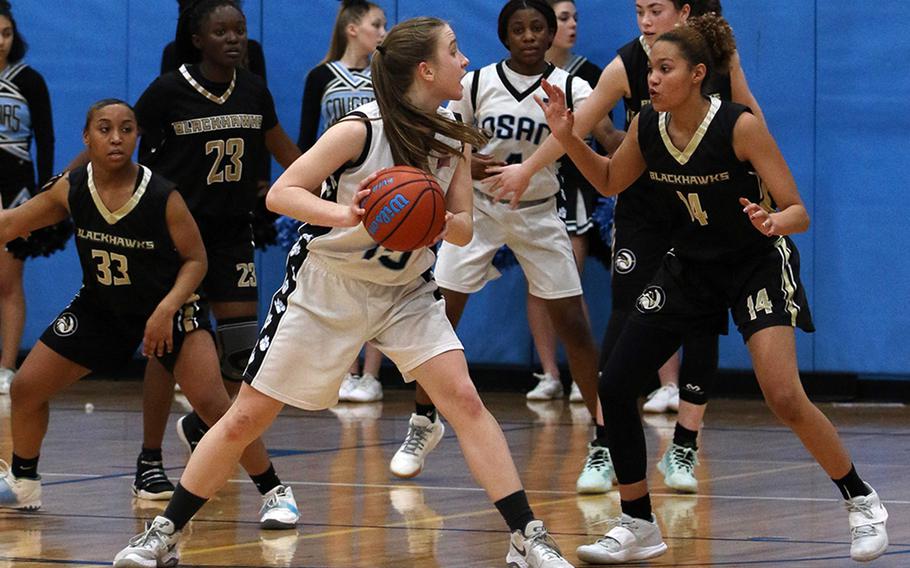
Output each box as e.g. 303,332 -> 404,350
69,164 -> 180,315
637,99 -> 772,262
134,65 -> 278,223
557,55 -> 603,189
615,36 -> 733,229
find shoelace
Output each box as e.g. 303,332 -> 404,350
128,520 -> 170,548
0,459 -> 11,479
584,447 -> 611,472
846,499 -> 881,538
137,463 -> 170,488
526,529 -> 564,560
668,445 -> 697,474
261,486 -> 289,513
400,425 -> 432,456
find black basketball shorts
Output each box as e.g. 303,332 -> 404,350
199,217 -> 258,303
610,222 -> 674,310
631,237 -> 814,342
39,293 -> 212,373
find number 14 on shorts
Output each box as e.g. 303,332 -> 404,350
746,288 -> 773,320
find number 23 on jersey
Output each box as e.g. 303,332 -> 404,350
206,137 -> 245,185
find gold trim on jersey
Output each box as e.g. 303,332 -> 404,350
658,97 -> 721,165
87,163 -> 151,225
639,35 -> 651,57
179,64 -> 236,105
774,237 -> 800,326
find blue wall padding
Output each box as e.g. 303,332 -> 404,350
8,1 -> 908,376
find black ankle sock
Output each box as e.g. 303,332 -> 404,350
833,464 -> 870,500
164,483 -> 209,531
415,402 -> 437,422
139,447 -> 163,464
673,424 -> 699,450
11,454 -> 39,480
620,494 -> 652,522
494,490 -> 536,533
250,463 -> 282,495
593,425 -> 609,447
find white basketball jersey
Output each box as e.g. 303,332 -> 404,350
448,61 -> 591,201
304,101 -> 461,285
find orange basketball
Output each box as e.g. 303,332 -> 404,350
361,166 -> 447,252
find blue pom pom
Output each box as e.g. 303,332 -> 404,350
592,196 -> 616,245
275,216 -> 304,251
492,245 -> 519,271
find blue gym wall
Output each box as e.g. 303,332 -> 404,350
9,1 -> 910,377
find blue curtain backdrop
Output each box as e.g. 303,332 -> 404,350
10,1 -> 910,376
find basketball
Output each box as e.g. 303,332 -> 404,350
361,166 -> 447,252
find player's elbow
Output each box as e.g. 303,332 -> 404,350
798,212 -> 810,233
264,184 -> 288,215
447,226 -> 472,247
789,205 -> 811,234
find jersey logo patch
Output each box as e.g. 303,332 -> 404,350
636,286 -> 666,313
613,249 -> 637,274
53,312 -> 79,337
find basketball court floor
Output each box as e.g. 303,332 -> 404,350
0,380 -> 907,567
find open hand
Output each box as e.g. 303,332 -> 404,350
535,79 -> 575,144
740,197 -> 778,236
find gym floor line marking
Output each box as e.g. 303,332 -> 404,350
50,404 -> 910,437
180,494 -> 587,557
31,472 -> 910,506
704,461 -> 817,483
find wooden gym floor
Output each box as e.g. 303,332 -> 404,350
0,380 -> 907,567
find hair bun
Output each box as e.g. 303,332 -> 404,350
340,0 -> 369,7
0,0 -> 12,11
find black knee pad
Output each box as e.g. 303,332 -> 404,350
678,334 -> 719,405
216,316 -> 259,382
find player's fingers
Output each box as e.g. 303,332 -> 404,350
358,171 -> 382,190
353,188 -> 372,211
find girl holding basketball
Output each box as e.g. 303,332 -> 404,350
389,0 -> 609,494
537,16 -> 888,563
114,17 -> 576,568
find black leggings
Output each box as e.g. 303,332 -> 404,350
600,309 -> 719,404
679,334 -> 719,405
599,320 -> 682,484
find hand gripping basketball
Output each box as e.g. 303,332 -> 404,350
360,166 -> 447,251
